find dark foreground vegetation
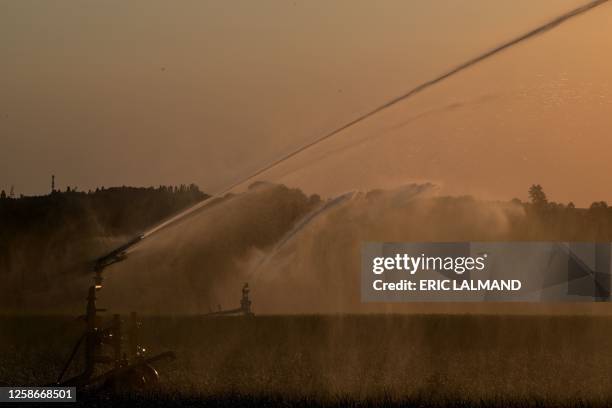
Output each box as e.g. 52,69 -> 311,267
2,314 -> 612,407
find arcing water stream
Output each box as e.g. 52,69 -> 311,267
132,0 -> 609,253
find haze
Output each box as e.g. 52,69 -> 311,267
1,0 -> 610,206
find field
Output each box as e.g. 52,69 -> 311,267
2,314 -> 612,407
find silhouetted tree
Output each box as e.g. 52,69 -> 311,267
590,201 -> 608,210
528,184 -> 548,206
309,194 -> 322,207
567,202 -> 575,209
0,190 -> 5,200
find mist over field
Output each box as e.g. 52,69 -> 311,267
2,180 -> 612,315
8,182 -> 597,315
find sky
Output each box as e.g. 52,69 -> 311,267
1,0 -> 611,205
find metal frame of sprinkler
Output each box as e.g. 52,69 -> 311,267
56,235 -> 175,391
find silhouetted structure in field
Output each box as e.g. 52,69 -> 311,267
204,283 -> 253,317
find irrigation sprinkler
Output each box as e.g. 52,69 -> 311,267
55,234 -> 175,392
204,283 -> 254,317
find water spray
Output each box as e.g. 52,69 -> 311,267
134,0 -> 609,252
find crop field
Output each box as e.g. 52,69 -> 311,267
2,314 -> 612,407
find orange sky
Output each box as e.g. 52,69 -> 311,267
1,0 -> 611,205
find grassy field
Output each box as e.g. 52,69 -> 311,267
2,314 -> 612,407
